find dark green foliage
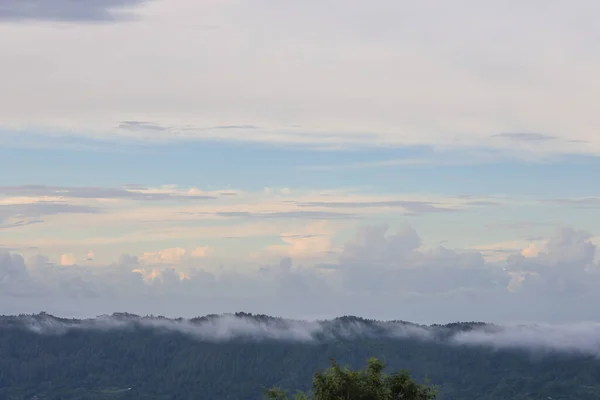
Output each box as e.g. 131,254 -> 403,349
0,313 -> 599,400
264,357 -> 437,400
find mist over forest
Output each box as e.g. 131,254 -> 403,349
2,312 -> 600,400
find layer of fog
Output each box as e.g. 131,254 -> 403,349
6,313 -> 600,357
451,322 -> 600,356
17,313 -> 433,342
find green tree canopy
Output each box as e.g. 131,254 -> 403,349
264,357 -> 437,400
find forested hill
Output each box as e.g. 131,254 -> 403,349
1,312 -> 599,400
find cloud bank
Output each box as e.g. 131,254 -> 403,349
0,225 -> 598,324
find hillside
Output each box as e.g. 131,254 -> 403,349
0,312 -> 599,400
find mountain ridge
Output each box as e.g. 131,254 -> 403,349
1,311 -> 599,399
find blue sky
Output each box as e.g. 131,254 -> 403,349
1,0 -> 600,323
3,133 -> 600,197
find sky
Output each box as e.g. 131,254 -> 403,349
1,0 -> 600,324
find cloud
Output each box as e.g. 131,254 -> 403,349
137,246 -> 209,265
520,243 -> 541,258
0,202 -> 101,216
0,185 -> 217,201
117,120 -> 170,132
544,197 -> 600,209
117,121 -> 257,132
190,247 -> 209,258
0,0 -> 151,22
502,228 -> 598,303
0,218 -> 43,229
491,132 -> 557,141
215,211 -> 359,220
1,0 -> 600,156
0,252 -> 40,296
485,222 -> 554,230
117,254 -> 139,265
0,202 -> 102,229
331,225 -> 505,299
263,222 -> 335,259
465,200 -> 499,206
131,267 -> 162,283
507,228 -> 595,272
141,247 -> 187,264
60,253 -> 76,266
1,224 -> 599,325
212,125 -> 257,130
295,200 -> 461,214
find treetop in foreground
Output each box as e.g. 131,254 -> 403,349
264,357 -> 437,400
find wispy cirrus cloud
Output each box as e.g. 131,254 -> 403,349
0,218 -> 44,230
485,222 -> 556,231
0,185 -> 217,201
0,201 -> 103,233
117,121 -> 258,132
491,132 -> 558,142
0,202 -> 101,219
294,200 -> 462,214
543,197 -> 600,209
213,211 -> 360,220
